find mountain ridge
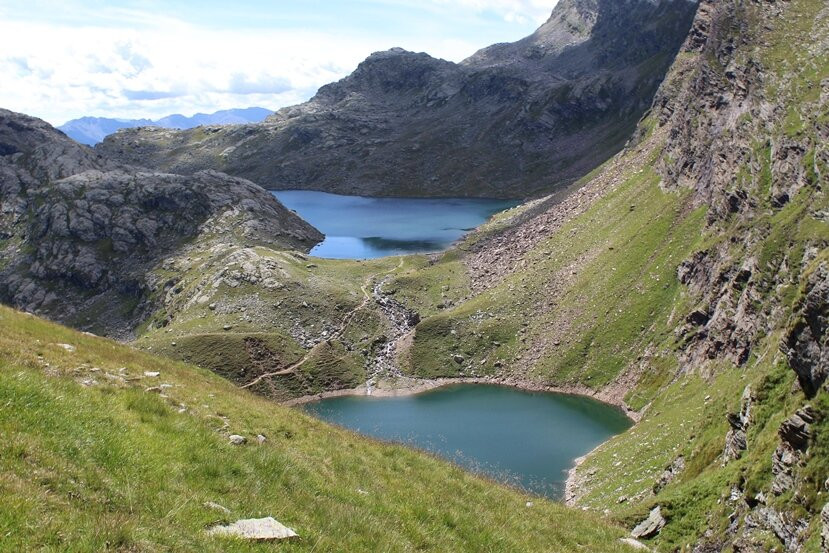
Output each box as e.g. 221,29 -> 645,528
98,0 -> 699,198
58,107 -> 273,146
0,108 -> 322,339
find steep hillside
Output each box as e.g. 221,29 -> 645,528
0,110 -> 322,339
1,0 -> 826,550
141,0 -> 826,548
97,0 -> 698,198
0,305 -> 638,552
380,0 -> 828,549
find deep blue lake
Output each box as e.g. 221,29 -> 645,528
272,190 -> 517,259
304,384 -> 632,499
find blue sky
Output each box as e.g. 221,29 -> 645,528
0,1 -> 555,125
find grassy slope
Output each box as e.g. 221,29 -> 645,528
397,142 -> 706,391
134,247 -> 422,399
0,305 -> 638,552
383,0 -> 829,550
571,1 -> 829,549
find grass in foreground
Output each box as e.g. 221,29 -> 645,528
0,305 -> 635,552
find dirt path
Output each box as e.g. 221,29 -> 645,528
241,258 -> 406,389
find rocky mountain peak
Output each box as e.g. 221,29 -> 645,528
100,1 -> 698,199
0,109 -> 109,182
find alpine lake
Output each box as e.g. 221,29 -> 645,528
273,190 -> 632,500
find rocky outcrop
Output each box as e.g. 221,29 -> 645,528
771,406 -> 815,496
0,109 -> 322,338
653,456 -> 685,494
723,386 -> 753,463
98,0 -> 699,199
632,506 -> 667,539
782,263 -> 829,397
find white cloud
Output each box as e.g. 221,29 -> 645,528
0,1 -> 557,125
428,0 -> 554,24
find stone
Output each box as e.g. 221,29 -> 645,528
54,343 -> 76,352
781,263 -> 829,397
631,506 -> 666,539
779,407 -> 814,451
207,517 -> 297,541
204,501 -> 231,514
723,386 -> 753,463
620,537 -> 651,551
144,371 -> 160,377
453,355 -> 465,364
822,502 -> 829,552
654,456 -> 685,493
771,444 -> 797,496
256,434 -> 267,444
229,435 -> 247,445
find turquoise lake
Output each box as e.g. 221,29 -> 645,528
303,384 -> 632,499
271,190 -> 517,259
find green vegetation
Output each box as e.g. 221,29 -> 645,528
0,305 -> 637,552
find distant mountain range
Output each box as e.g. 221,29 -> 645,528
58,107 -> 273,145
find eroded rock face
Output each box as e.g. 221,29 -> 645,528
771,406 -> 815,496
0,109 -> 322,338
98,0 -> 699,199
723,386 -> 753,463
782,263 -> 829,397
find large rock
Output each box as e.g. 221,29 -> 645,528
782,263 -> 829,397
654,456 -> 685,493
98,0 -> 699,199
207,517 -> 298,541
779,406 -> 815,451
723,386 -> 753,463
632,506 -> 667,539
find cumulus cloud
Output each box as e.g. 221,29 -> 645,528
429,0 -> 554,24
0,1 -> 554,124
227,74 -> 294,95
0,20 -> 391,124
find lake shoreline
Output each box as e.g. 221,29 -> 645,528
282,375 -> 641,423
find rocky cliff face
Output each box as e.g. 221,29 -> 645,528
98,0 -> 699,198
0,109 -> 322,338
365,0 -> 826,550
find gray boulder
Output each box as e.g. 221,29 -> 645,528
207,517 -> 297,541
632,506 -> 667,539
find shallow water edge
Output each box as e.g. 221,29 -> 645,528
283,375 -> 640,424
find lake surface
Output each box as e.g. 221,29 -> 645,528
303,384 -> 632,499
272,190 -> 517,259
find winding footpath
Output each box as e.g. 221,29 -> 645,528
241,258 -> 408,389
